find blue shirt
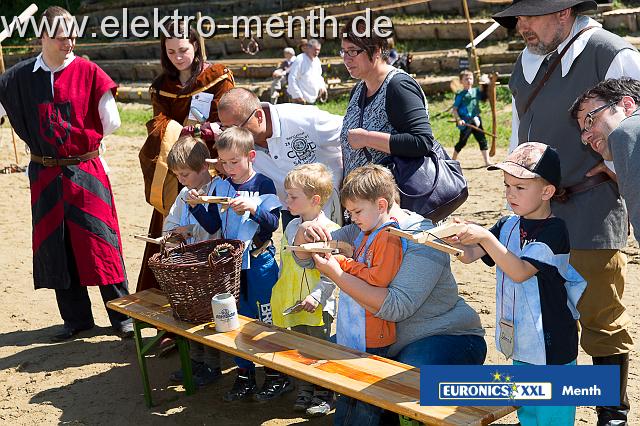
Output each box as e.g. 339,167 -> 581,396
190,173 -> 280,244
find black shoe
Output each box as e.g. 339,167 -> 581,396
51,324 -> 94,342
254,372 -> 294,403
114,321 -> 134,339
170,361 -> 222,387
169,360 -> 202,383
223,369 -> 257,402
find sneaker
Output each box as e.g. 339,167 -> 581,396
293,388 -> 314,412
254,372 -> 294,402
305,390 -> 335,417
115,321 -> 134,339
169,359 -> 202,383
223,369 -> 257,402
193,363 -> 222,387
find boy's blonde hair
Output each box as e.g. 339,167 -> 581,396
216,127 -> 254,155
341,164 -> 399,211
167,135 -> 210,172
459,69 -> 473,80
284,163 -> 334,206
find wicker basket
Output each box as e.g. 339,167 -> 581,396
148,236 -> 244,323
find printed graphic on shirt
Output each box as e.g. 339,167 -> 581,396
235,190 -> 261,199
258,301 -> 273,324
39,101 -> 72,146
285,131 -> 317,164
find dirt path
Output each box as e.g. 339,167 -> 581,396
0,131 -> 637,425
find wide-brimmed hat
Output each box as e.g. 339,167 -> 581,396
488,142 -> 561,188
493,0 -> 598,29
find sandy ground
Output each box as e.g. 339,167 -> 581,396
0,127 -> 638,425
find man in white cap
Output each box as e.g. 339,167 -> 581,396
493,1 -> 640,424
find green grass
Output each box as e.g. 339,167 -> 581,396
116,85 -> 513,145
114,104 -> 152,138
315,87 -> 513,149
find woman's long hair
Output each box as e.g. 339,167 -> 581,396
159,21 -> 204,89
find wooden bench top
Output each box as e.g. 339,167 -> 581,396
108,289 -> 515,425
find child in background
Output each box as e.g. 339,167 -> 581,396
271,163 -> 339,417
270,47 -> 296,104
164,135 -> 222,387
452,70 -> 491,166
447,142 -> 585,426
187,127 -> 290,403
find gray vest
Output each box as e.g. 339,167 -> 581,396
509,29 -> 634,249
341,68 -> 402,179
610,109 -> 640,243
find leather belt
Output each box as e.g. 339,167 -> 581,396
30,150 -> 100,167
553,172 -> 612,203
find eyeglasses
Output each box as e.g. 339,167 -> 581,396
220,108 -> 256,131
580,102 -> 616,145
339,49 -> 365,58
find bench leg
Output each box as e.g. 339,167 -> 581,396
133,319 -> 154,407
132,319 -> 167,408
399,415 -> 423,426
175,337 -> 195,395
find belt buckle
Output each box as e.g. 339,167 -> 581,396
41,156 -> 57,167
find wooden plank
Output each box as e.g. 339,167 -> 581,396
387,227 -> 464,257
108,290 -> 515,425
185,195 -> 231,206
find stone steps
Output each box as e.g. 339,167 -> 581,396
94,44 -> 519,82
76,0 -> 510,19
114,73 -> 501,103
1,18 -> 510,66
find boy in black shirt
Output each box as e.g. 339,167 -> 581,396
446,142 -> 586,426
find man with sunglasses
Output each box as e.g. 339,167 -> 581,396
494,1 -> 640,424
217,88 -> 343,229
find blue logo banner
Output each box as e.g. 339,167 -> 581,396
420,365 -> 619,406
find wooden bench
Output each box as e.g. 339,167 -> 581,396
107,289 -> 516,425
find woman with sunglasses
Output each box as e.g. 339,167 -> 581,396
137,21 -> 235,292
339,18 -> 438,181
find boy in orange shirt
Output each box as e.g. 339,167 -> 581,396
332,164 -> 404,352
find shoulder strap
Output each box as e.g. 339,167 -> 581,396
523,26 -> 597,114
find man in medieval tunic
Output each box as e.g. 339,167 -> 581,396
0,6 -> 132,341
494,1 -> 640,424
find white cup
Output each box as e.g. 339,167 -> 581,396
211,293 -> 240,332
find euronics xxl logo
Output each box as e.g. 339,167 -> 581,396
439,371 -> 551,401
439,382 -> 552,400
421,365 -> 619,406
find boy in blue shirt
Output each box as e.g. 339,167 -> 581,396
452,70 -> 491,166
187,127 -> 289,402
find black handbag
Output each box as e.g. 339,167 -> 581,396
357,80 -> 468,222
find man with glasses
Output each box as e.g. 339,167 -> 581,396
287,39 -> 327,104
0,6 -> 133,341
570,78 -> 640,242
217,88 -> 343,229
494,1 -> 640,424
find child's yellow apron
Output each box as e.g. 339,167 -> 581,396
271,222 -> 339,328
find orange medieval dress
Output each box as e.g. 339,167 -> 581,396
136,63 -> 234,291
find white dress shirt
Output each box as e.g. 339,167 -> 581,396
287,52 -> 326,104
252,102 -> 343,224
